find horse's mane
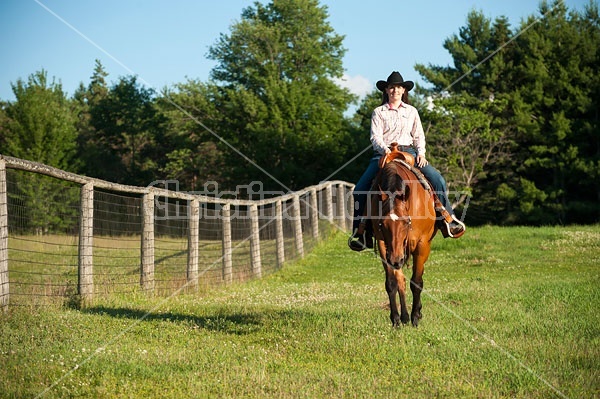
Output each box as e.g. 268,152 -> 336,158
379,162 -> 410,215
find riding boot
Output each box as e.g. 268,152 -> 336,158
434,198 -> 466,239
348,218 -> 374,251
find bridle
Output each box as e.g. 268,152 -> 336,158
378,202 -> 412,268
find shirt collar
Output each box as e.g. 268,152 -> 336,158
385,102 -> 406,110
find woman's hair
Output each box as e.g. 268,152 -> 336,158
381,90 -> 410,105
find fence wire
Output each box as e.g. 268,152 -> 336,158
1,158 -> 352,308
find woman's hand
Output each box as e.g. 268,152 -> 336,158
416,155 -> 429,168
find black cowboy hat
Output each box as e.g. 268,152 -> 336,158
376,71 -> 414,92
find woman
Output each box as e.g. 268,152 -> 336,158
349,71 -> 465,251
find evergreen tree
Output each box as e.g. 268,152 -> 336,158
414,1 -> 599,224
416,11 -> 513,96
73,59 -> 111,179
507,1 -> 600,223
90,75 -> 165,185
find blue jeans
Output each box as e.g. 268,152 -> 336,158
352,149 -> 454,230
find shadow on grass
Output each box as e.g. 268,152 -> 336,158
82,305 -> 263,335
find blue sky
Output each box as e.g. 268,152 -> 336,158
0,0 -> 589,103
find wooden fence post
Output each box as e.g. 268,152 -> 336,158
249,204 -> 262,278
324,183 -> 333,223
222,203 -> 232,284
0,160 -> 9,311
336,184 -> 346,231
78,183 -> 94,304
292,195 -> 304,258
275,200 -> 285,269
141,192 -> 155,292
309,188 -> 319,239
187,198 -> 199,289
346,184 -> 354,231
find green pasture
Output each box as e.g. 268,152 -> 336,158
1,225 -> 599,398
6,232 -> 313,301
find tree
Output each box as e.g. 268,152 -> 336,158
416,11 -> 513,97
507,1 -> 600,223
414,1 -> 600,224
73,59 -> 111,179
90,76 -> 166,185
157,80 -> 227,191
1,70 -> 79,233
420,93 -> 514,213
206,0 -> 355,191
3,70 -> 78,169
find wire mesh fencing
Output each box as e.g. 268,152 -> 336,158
0,155 -> 354,308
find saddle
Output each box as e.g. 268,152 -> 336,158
376,143 -> 431,193
375,142 -> 458,238
378,142 -> 415,169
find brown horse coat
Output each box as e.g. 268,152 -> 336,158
370,157 -> 437,327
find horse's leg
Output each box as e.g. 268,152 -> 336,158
395,267 -> 410,325
380,241 -> 408,327
410,243 -> 430,327
383,264 -> 399,326
383,265 -> 409,327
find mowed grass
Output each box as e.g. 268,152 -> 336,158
1,225 -> 598,398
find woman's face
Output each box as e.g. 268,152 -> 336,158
386,84 -> 405,101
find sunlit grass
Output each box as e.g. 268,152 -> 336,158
1,225 -> 598,398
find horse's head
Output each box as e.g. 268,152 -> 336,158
375,162 -> 412,268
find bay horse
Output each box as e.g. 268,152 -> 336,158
369,144 -> 437,327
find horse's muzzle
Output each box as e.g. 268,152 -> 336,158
387,254 -> 406,269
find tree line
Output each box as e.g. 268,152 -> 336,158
0,0 -> 598,227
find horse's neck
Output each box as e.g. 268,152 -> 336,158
391,161 -> 415,188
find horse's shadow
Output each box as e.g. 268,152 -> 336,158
83,305 -> 263,335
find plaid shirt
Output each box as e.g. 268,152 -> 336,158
370,102 -> 426,156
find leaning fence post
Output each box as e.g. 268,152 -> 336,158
78,183 -> 94,304
275,200 -> 285,269
141,192 -> 155,292
249,204 -> 262,278
309,188 -> 319,239
222,203 -> 232,284
292,195 -> 304,258
187,198 -> 199,289
0,159 -> 9,311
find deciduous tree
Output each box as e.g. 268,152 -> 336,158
206,0 -> 355,190
1,70 -> 79,233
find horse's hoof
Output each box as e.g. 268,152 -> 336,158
411,312 -> 422,327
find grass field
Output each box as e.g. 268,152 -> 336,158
1,225 -> 599,398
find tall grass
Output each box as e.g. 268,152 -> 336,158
1,225 -> 598,398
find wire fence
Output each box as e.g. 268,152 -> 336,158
0,155 -> 353,309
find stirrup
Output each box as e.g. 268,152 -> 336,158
348,227 -> 373,251
348,230 -> 367,251
439,216 -> 466,239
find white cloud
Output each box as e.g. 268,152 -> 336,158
333,74 -> 372,98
